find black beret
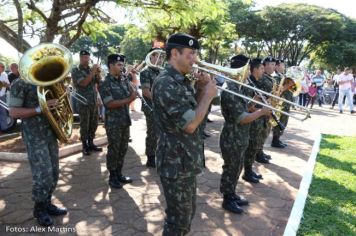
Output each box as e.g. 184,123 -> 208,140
107,54 -> 126,64
230,54 -> 250,68
276,59 -> 285,65
79,50 -> 90,56
262,56 -> 276,65
166,33 -> 200,50
250,58 -> 263,67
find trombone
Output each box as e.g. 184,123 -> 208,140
146,49 -> 311,122
0,99 -> 9,110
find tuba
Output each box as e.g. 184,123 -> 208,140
19,43 -> 73,143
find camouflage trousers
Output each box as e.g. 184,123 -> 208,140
144,111 -> 158,157
26,137 -> 59,203
78,104 -> 98,141
244,139 -> 263,171
220,145 -> 247,194
160,176 -> 197,236
272,114 -> 289,138
106,125 -> 130,174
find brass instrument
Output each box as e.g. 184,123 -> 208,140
19,43 -> 74,143
145,49 -> 311,121
0,99 -> 9,110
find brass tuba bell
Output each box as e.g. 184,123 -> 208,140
19,43 -> 74,143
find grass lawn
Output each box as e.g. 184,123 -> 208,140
297,135 -> 356,236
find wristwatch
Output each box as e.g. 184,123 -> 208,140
35,106 -> 41,114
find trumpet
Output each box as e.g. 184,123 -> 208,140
145,49 -> 311,122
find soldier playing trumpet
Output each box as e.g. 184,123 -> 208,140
71,50 -> 103,156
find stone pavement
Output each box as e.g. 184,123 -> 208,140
1,102 -> 355,236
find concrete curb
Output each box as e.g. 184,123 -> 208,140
283,132 -> 322,236
0,136 -> 107,162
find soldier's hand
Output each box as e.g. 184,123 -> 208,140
47,99 -> 58,110
129,90 -> 138,102
261,107 -> 272,116
194,71 -> 212,88
204,79 -> 218,99
253,94 -> 262,103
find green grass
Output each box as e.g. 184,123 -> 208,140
297,135 -> 356,236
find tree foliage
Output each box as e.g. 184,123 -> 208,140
70,24 -> 126,63
232,3 -> 352,66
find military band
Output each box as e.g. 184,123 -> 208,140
6,31 -> 307,234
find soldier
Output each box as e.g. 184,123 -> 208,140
220,55 -> 271,214
140,48 -> 163,168
71,50 -> 103,156
271,77 -> 295,148
98,54 -> 137,189
274,59 -> 286,85
152,33 -> 217,235
8,79 -> 67,226
254,56 -> 276,164
243,58 -> 269,183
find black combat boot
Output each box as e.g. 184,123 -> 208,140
109,171 -> 123,189
222,194 -> 244,214
117,174 -> 133,184
46,195 -> 67,216
231,194 -> 249,206
88,139 -> 103,152
278,139 -> 288,148
255,152 -> 270,164
251,170 -> 263,179
146,155 -> 156,168
82,141 -> 91,156
33,202 -> 53,226
271,136 -> 286,148
242,168 -> 260,184
262,151 -> 272,160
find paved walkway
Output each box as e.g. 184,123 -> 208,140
1,103 -> 355,235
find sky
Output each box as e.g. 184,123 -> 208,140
0,0 -> 355,61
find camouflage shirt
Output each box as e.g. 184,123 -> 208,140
244,75 -> 267,144
152,64 -> 204,179
98,73 -> 132,127
281,89 -> 294,112
220,82 -> 250,146
261,73 -> 274,93
71,65 -> 99,105
7,79 -> 56,142
140,66 -> 160,103
274,71 -> 284,85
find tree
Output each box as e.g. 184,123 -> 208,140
134,0 -> 249,63
311,19 -> 356,70
0,0 -> 168,53
232,3 -> 351,65
120,26 -> 151,64
0,0 -> 114,53
70,24 -> 126,63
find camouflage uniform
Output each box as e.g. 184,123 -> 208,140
272,89 -> 293,138
152,64 -> 204,235
140,66 -> 160,158
71,65 -> 99,142
219,82 -> 250,195
260,73 -> 274,142
8,79 -> 59,203
98,73 -> 132,174
244,75 -> 271,170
